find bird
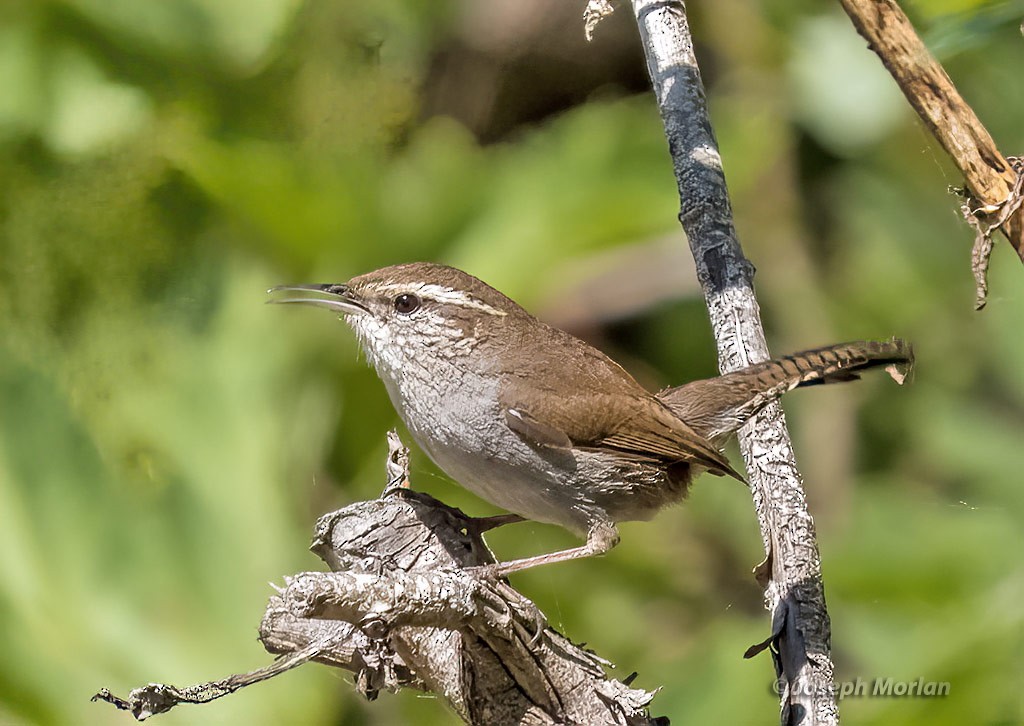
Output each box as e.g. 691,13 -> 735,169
270,262 -> 912,575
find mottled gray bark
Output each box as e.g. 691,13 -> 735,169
630,1 -> 839,724
95,433 -> 659,725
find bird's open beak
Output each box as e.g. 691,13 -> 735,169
266,283 -> 369,315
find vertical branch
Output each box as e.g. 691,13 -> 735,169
630,1 -> 838,724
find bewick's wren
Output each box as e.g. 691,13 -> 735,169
270,263 -> 912,575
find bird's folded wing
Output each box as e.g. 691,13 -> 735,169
500,381 -> 743,481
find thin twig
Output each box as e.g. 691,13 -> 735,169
91,634 -> 347,720
963,156 -> 1024,309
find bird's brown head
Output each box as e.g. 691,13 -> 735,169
269,262 -> 527,378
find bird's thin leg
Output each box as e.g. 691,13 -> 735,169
477,521 -> 620,577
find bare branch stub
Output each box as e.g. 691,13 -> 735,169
95,433 -> 659,726
630,1 -> 839,724
262,487 -> 659,725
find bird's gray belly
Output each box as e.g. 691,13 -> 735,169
423,438 -> 688,534
383,371 -> 687,534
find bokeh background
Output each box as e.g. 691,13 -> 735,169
1,0 -> 1023,724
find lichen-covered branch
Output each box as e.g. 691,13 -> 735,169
94,432 -> 659,725
629,1 -> 838,724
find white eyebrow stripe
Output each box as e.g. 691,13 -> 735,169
376,282 -> 508,316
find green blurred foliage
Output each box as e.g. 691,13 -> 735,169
1,1 -> 1022,724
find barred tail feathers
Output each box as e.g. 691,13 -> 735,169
658,339 -> 913,442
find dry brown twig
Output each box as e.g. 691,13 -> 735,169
837,0 -> 1024,308
588,0 -> 1024,309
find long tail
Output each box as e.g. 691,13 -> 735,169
658,339 -> 913,442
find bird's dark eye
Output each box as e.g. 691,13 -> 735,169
393,293 -> 421,315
